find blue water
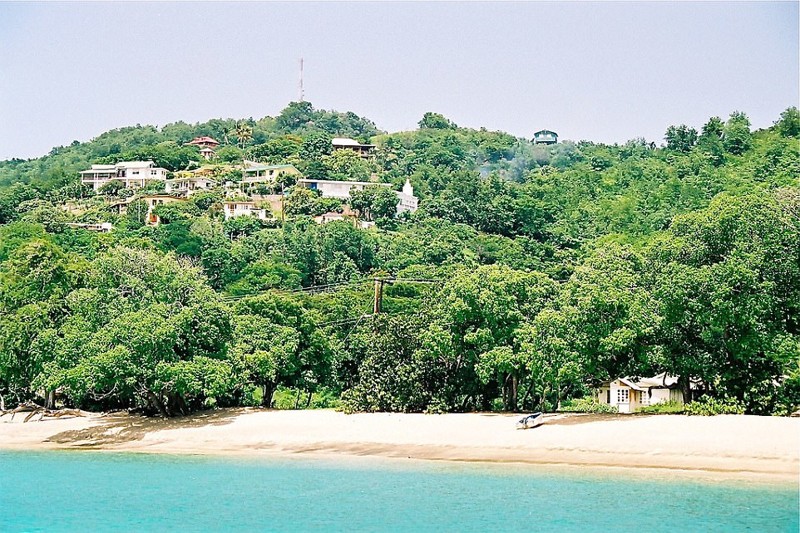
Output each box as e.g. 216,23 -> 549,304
0,451 -> 797,532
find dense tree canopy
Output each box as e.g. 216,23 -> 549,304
0,103 -> 798,416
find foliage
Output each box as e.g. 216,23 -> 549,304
636,401 -> 685,414
685,396 -> 746,416
557,398 -> 618,414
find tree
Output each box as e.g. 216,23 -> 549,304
349,185 -> 399,222
419,112 -> 457,130
234,122 -> 253,151
775,106 -> 800,137
664,125 -> 698,153
722,111 -> 752,155
125,199 -> 150,228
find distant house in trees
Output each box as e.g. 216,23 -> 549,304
597,374 -> 688,413
332,137 -> 376,158
533,130 -> 558,145
396,178 -> 418,214
297,178 -> 419,215
185,137 -> 220,160
240,163 -> 302,192
222,200 -> 271,221
165,172 -> 218,197
111,194 -> 187,226
80,161 -> 168,191
297,178 -> 387,200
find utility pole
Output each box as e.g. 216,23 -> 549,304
298,57 -> 305,102
372,278 -> 393,314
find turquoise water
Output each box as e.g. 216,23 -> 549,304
0,451 -> 797,532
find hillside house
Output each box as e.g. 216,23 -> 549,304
597,374 -> 686,413
533,130 -> 558,145
396,179 -> 418,214
186,137 -> 220,160
241,163 -> 301,191
80,161 -> 168,191
223,200 -> 271,221
185,136 -> 220,149
296,178 -> 386,200
65,222 -> 113,233
165,173 -> 218,197
332,137 -> 375,158
111,195 -> 187,226
297,178 -> 419,215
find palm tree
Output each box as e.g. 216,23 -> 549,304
234,122 -> 253,151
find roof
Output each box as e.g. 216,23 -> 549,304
332,137 -> 375,148
607,373 -> 680,390
534,130 -> 558,137
243,163 -> 297,172
298,178 -> 389,187
186,136 -> 220,145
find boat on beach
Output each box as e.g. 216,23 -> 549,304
516,412 -> 543,429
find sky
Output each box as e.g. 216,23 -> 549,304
0,1 -> 797,160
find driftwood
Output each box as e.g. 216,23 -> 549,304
0,401 -> 86,422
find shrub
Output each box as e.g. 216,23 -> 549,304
637,401 -> 685,414
558,398 -> 618,414
685,396 -> 746,416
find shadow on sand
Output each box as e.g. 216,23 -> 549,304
44,408 -> 247,448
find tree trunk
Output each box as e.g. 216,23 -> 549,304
262,384 -> 276,408
144,390 -> 168,418
293,389 -> 302,410
508,375 -> 519,412
305,390 -> 313,409
45,390 -> 55,410
678,375 -> 691,404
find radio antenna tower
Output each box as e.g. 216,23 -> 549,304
298,57 -> 305,102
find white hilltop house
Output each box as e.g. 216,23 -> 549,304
297,178 -> 418,215
597,373 -> 686,413
165,172 -> 218,197
331,137 -> 375,158
241,163 -> 302,190
222,200 -> 271,221
80,161 -> 168,191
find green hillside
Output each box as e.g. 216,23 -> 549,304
0,102 -> 798,417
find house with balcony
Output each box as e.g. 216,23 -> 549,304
533,130 -> 558,145
165,172 -> 218,197
240,163 -> 302,192
185,137 -> 220,160
332,137 -> 375,158
223,200 -> 271,221
80,161 -> 168,191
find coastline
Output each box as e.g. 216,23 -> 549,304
1,409 -> 798,485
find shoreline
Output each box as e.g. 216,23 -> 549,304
1,409 -> 798,485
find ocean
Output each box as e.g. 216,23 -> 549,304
0,450 -> 797,532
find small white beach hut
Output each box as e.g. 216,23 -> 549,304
597,373 -> 684,413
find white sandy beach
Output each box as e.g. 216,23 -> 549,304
1,409 -> 798,483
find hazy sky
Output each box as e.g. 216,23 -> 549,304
0,1 -> 797,160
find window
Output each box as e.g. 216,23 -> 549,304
617,389 -> 629,403
640,390 -> 650,405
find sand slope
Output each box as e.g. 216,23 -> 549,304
1,409 -> 798,482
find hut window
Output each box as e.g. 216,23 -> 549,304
617,389 -> 629,403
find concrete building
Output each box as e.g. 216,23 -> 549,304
165,173 -> 218,197
222,200 -> 271,221
241,163 -> 302,191
80,161 -> 168,191
297,178 -> 419,215
396,178 -> 418,214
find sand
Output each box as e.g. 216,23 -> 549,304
1,409 -> 798,483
